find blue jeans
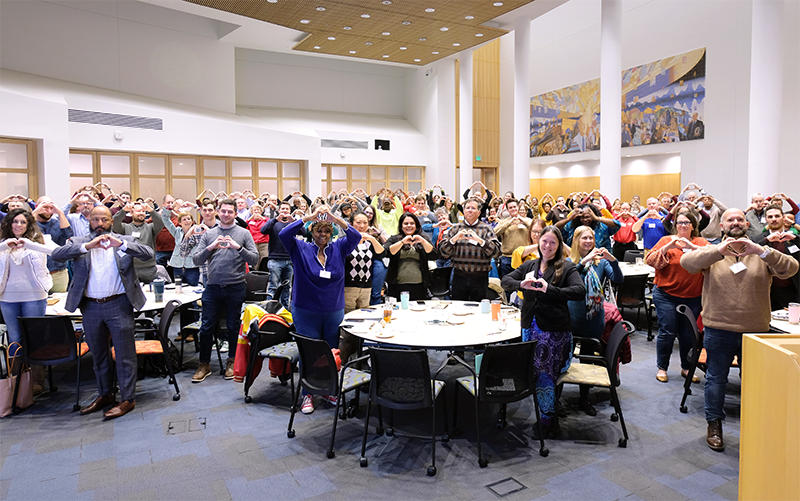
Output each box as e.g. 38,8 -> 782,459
292,306 -> 344,349
266,259 -> 293,309
499,256 -> 513,278
197,283 -> 247,364
174,267 -> 200,286
370,259 -> 388,305
652,286 -> 702,371
1,300 -> 47,357
703,326 -> 742,422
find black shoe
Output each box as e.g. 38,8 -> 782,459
579,398 -> 597,417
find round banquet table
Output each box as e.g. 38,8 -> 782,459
340,300 -> 521,349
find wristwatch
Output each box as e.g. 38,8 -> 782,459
758,247 -> 771,259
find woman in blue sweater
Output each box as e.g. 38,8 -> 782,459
279,204 -> 361,414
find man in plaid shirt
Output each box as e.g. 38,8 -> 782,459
438,198 -> 501,301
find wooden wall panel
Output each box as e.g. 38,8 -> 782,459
526,173 -> 681,204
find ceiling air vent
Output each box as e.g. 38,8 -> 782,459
321,139 -> 369,149
68,109 -> 163,130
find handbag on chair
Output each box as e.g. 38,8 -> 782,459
0,342 -> 34,417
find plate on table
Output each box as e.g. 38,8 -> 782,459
374,332 -> 395,339
772,311 -> 790,321
410,303 -> 427,312
451,311 -> 473,317
447,318 -> 466,325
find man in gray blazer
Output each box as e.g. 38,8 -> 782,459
52,206 -> 154,419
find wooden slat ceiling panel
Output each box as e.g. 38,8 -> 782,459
184,0 -> 533,65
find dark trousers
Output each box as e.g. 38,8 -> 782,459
612,241 -> 637,262
450,270 -> 489,302
197,283 -> 247,364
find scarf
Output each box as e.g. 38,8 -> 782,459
583,262 -> 604,320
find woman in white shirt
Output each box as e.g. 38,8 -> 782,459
0,209 -> 56,368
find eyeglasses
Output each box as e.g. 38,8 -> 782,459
676,221 -> 692,226
531,231 -> 542,235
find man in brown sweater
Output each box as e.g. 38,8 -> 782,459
681,208 -> 798,452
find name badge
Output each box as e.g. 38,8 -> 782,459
729,262 -> 747,274
760,216 -> 766,224
468,239 -> 479,245
43,234 -> 53,243
788,245 -> 799,254
518,224 -> 527,230
319,270 -> 331,279
648,223 -> 656,229
131,231 -> 141,238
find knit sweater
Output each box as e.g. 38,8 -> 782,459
438,220 -> 501,273
494,217 -> 532,257
192,224 -> 259,285
680,245 -> 799,332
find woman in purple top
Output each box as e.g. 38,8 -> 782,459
279,204 -> 361,414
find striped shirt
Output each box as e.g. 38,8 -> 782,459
438,220 -> 501,274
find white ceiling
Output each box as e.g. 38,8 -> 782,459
140,0 -> 570,67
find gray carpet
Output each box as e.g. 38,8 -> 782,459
0,321 -> 741,501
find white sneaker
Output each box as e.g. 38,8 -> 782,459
220,341 -> 229,353
300,395 -> 314,414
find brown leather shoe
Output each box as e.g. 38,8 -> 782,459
104,400 -> 136,420
80,395 -> 116,415
707,419 -> 724,451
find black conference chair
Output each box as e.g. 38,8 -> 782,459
451,340 -> 549,467
623,249 -> 645,263
241,306 -> 296,404
616,273 -> 653,339
244,271 -> 270,303
427,266 -> 452,300
16,316 -> 88,412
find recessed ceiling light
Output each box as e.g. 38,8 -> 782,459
382,54 -> 389,58
313,46 -> 321,49
465,15 -> 474,20
361,13 -> 370,18
432,51 -> 439,54
365,41 -> 373,45
440,27 -> 449,31
316,6 -> 326,11
327,36 -> 336,40
267,0 -> 277,3
382,0 -> 392,4
382,31 -> 390,35
475,33 -> 483,37
425,8 -> 435,13
453,43 -> 460,46
402,20 -> 411,25
349,50 -> 356,54
418,37 -> 427,41
414,58 -> 421,62
300,19 -> 310,24
493,2 -> 503,6
399,46 -> 407,50
343,26 -> 352,30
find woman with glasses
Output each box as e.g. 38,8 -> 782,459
645,210 -> 708,383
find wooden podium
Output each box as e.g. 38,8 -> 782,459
740,335 -> 800,500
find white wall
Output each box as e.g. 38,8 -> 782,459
501,0 -> 800,206
532,154 -> 680,179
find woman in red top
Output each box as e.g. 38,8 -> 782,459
247,203 -> 270,270
612,202 -> 638,261
646,211 -> 708,383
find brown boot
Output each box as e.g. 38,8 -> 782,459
32,365 -> 47,396
707,419 -> 724,451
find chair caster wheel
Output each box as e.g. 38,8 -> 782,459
287,430 -> 295,438
50,386 -> 58,393
540,447 -> 549,457
478,458 -> 488,468
376,426 -> 384,435
618,438 -> 627,448
326,450 -> 335,459
72,404 -> 81,412
679,405 -> 687,413
427,466 -> 437,476
245,396 -> 253,404
169,378 -> 175,385
173,394 -> 180,401
386,428 -> 394,437
280,380 -> 288,386
346,407 -> 357,418
610,413 -> 619,422
442,434 -> 449,443
452,428 -> 463,437
360,457 -> 368,468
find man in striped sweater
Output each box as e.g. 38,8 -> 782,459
438,198 -> 501,302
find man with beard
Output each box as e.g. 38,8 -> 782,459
51,206 -> 154,419
753,205 -> 800,309
113,200 -> 163,283
191,199 -> 259,383
556,203 -> 620,251
681,208 -> 798,452
33,196 -> 73,292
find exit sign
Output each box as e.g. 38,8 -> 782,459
475,155 -> 482,161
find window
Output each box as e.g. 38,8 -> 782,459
68,151 -> 306,202
322,164 -> 425,196
0,137 -> 38,200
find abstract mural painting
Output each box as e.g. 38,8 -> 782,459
530,47 -> 706,157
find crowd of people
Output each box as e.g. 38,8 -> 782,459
1,180 -> 798,449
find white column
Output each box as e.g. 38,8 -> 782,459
747,0 -> 783,198
599,0 -> 622,199
436,59 -> 458,196
459,50 -> 474,197
513,17 -> 532,198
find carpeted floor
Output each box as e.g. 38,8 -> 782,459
0,319 -> 741,501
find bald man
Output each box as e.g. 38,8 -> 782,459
52,206 -> 154,420
681,208 -> 798,452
